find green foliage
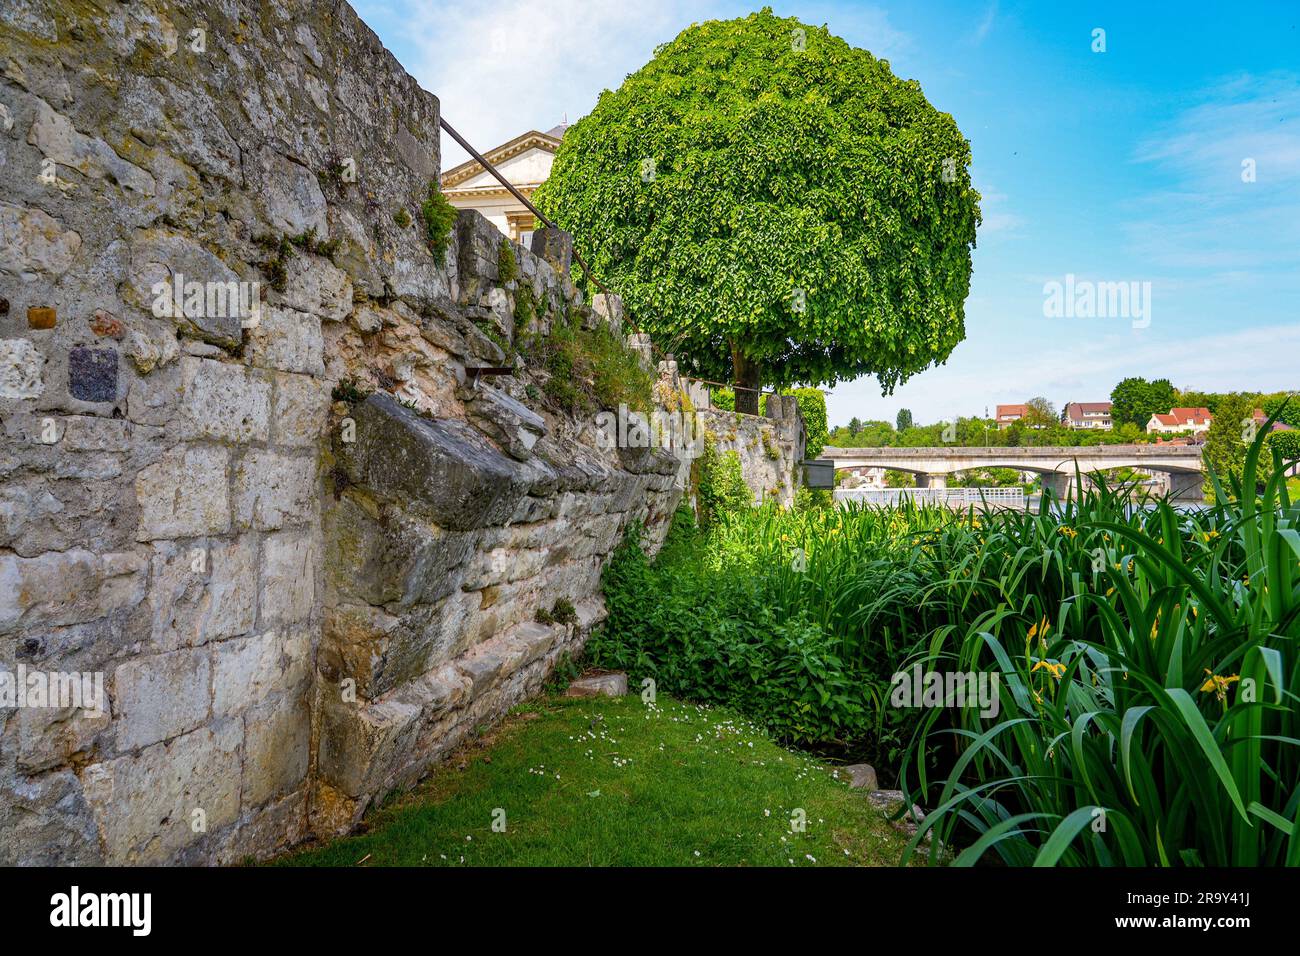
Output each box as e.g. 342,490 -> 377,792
513,283 -> 538,337
498,237 -> 519,284
895,409 -> 914,432
330,376 -> 372,404
696,441 -> 750,527
1264,427 -> 1300,465
538,312 -> 653,416
596,433 -> 1300,865
535,8 -> 980,395
393,207 -> 412,229
1110,376 -> 1178,428
535,597 -> 577,626
421,181 -> 457,259
898,434 -> 1300,867
1202,393 -> 1255,495
786,387 -> 827,459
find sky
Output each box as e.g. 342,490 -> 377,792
352,0 -> 1300,427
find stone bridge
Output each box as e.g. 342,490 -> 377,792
822,445 -> 1204,500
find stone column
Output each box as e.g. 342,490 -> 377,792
1040,471 -> 1078,501
1167,471 -> 1204,503
915,473 -> 947,489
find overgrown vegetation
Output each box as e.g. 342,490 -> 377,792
535,597 -> 577,626
594,426 -> 1300,865
254,228 -> 339,291
498,237 -> 519,283
695,439 -> 750,527
330,376 -> 373,404
421,181 -> 457,259
535,308 -> 652,416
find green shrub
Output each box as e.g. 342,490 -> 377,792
538,312 -> 652,416
421,182 -> 457,259
786,387 -> 827,459
696,440 -> 750,527
498,237 -> 519,283
594,424 -> 1300,866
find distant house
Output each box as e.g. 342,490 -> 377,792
440,123 -> 568,245
1252,408 -> 1294,433
995,404 -> 1028,429
1147,407 -> 1212,435
1063,401 -> 1113,430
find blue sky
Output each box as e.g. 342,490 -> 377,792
354,0 -> 1300,427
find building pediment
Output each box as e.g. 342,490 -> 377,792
442,130 -> 563,189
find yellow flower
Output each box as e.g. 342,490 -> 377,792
1058,525 -> 1078,540
1203,530 -> 1220,543
1105,587 -> 1115,597
1199,669 -> 1239,702
1032,659 -> 1066,680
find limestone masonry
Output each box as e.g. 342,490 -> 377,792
0,0 -> 803,863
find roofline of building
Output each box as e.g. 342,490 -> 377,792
441,130 -> 563,187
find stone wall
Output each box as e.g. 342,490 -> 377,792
682,383 -> 807,508
0,0 -> 680,864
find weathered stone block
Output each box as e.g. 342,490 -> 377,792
81,720 -> 242,865
843,764 -> 879,790
16,693 -> 113,773
233,449 -> 316,530
260,532 -> 318,625
147,536 -> 258,649
124,230 -> 243,347
135,445 -> 230,540
271,372 -> 329,447
212,627 -> 311,716
178,357 -> 271,443
277,255 -> 353,321
59,416 -> 132,452
326,495 -> 473,609
27,306 -> 57,329
316,689 -> 422,798
0,338 -> 45,399
0,770 -> 102,866
0,549 -> 146,635
0,201 -> 82,278
564,672 -> 628,698
113,647 -> 211,750
243,696 -> 311,809
246,306 -> 324,375
530,227 -> 573,278
345,394 -> 531,530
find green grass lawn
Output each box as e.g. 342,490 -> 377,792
278,695 -> 915,867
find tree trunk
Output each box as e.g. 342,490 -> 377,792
731,343 -> 762,416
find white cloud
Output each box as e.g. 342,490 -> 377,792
970,1 -> 998,45
355,0 -> 910,168
1126,73 -> 1300,271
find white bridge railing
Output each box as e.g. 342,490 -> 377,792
834,486 -> 1026,508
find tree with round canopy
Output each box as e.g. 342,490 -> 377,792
535,8 -> 981,414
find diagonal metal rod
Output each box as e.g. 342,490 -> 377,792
439,116 -> 616,304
